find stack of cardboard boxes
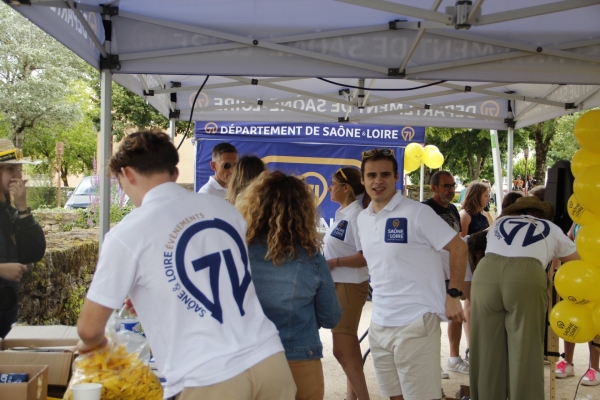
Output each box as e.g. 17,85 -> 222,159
0,326 -> 79,400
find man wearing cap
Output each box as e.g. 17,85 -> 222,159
470,196 -> 579,400
198,143 -> 238,199
422,171 -> 470,378
0,139 -> 46,338
357,149 -> 468,400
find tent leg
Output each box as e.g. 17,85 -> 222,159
98,68 -> 112,248
169,119 -> 176,142
419,161 -> 424,202
490,130 -> 504,213
507,127 -> 514,193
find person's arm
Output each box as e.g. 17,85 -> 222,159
326,252 -> 367,270
0,263 -> 28,282
14,215 -> 46,264
314,255 -> 342,329
77,299 -> 113,353
484,211 -> 494,226
459,210 -> 471,238
559,251 -> 580,264
443,234 -> 468,323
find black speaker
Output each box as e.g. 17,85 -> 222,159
545,160 -> 574,234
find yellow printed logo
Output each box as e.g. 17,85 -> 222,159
205,122 -> 218,134
261,156 -> 361,206
481,100 -> 500,117
392,219 -> 400,228
338,221 -> 345,228
401,127 -> 415,141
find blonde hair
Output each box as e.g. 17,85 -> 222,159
225,155 -> 265,204
461,181 -> 489,215
236,170 -> 321,265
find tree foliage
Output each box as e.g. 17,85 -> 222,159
0,4 -> 88,149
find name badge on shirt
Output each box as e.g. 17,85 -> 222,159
385,218 -> 408,243
330,220 -> 348,241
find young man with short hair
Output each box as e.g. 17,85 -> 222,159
77,131 -> 295,400
357,149 -> 467,400
198,142 -> 238,198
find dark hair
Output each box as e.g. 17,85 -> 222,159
501,207 -> 546,219
360,153 -> 398,177
226,155 -> 266,204
109,130 -> 178,176
211,143 -> 237,160
430,170 -> 453,186
528,186 -> 545,202
467,230 -> 488,273
501,191 -> 523,209
334,167 -> 370,208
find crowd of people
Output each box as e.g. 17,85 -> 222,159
4,131 -> 595,400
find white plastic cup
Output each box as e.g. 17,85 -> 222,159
71,383 -> 103,400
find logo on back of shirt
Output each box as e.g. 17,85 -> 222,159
330,220 -> 348,241
163,217 -> 251,324
385,218 -> 408,243
494,217 -> 550,247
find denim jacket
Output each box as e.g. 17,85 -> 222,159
249,241 -> 341,361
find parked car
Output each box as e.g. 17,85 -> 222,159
64,176 -> 130,210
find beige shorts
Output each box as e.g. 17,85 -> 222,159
368,313 -> 442,400
173,352 -> 296,400
331,281 -> 369,335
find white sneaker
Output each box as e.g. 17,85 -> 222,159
447,356 -> 469,374
555,360 -> 574,378
441,368 -> 449,379
582,368 -> 600,386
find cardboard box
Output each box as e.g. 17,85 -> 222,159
455,384 -> 470,399
0,365 -> 48,400
0,326 -> 78,387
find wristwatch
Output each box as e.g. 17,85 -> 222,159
446,288 -> 463,298
17,207 -> 31,216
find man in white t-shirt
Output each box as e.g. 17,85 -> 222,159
76,131 -> 295,400
357,149 -> 467,400
198,143 -> 238,198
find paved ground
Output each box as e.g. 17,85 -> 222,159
320,301 -> 599,400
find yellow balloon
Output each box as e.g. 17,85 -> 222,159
575,223 -> 600,268
567,194 -> 600,226
555,260 -> 600,304
424,151 -> 444,169
571,148 -> 600,178
405,143 -> 424,163
574,110 -> 600,154
423,145 -> 439,155
404,156 -> 421,173
574,165 -> 600,216
549,300 -> 598,343
592,303 -> 600,335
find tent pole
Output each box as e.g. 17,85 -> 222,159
507,127 -> 514,195
98,15 -> 113,249
490,130 -> 504,214
169,119 -> 176,142
419,161 -> 424,202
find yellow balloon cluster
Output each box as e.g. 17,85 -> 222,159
550,109 -> 600,343
403,144 -> 444,173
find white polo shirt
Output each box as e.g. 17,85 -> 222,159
198,176 -> 227,199
486,215 -> 576,268
323,200 -> 369,284
357,191 -> 458,327
87,183 -> 283,398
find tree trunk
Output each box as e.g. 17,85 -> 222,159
531,122 -> 555,184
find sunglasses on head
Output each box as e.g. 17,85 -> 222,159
335,168 -> 348,182
220,162 -> 237,170
361,148 -> 395,159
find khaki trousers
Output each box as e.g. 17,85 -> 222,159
174,352 -> 296,400
288,359 -> 324,400
470,253 -> 548,400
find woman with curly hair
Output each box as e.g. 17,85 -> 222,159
236,170 -> 341,400
225,155 -> 265,204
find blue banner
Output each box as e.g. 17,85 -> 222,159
195,122 -> 423,229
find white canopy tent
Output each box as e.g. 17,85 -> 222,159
7,0 -> 600,242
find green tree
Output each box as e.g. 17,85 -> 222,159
0,3 -> 88,149
511,157 -> 536,181
547,112 -> 580,167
